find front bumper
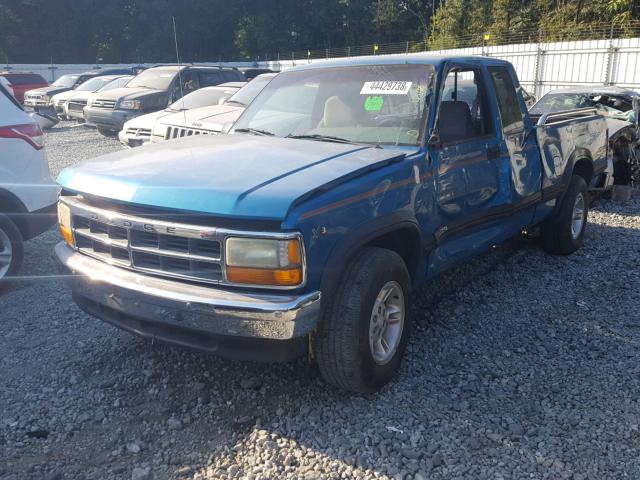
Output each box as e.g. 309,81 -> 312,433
118,129 -> 150,148
56,243 -> 321,359
84,107 -> 141,131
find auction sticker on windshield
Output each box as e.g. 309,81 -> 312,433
361,81 -> 412,95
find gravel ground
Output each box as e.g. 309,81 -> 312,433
1,122 -> 640,480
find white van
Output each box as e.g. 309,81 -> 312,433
0,83 -> 57,284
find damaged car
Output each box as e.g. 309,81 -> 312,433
530,87 -> 640,187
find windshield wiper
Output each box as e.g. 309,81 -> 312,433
235,127 -> 275,136
286,133 -> 362,146
225,100 -> 245,107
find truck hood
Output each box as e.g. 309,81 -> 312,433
93,86 -> 165,101
27,86 -> 71,97
123,109 -> 176,130
51,90 -> 77,102
57,134 -> 410,220
158,105 -> 244,132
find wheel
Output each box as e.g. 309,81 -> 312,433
0,213 -> 24,288
541,175 -> 588,255
315,247 -> 412,393
97,127 -> 118,137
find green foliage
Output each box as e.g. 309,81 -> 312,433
0,0 -> 637,63
429,0 -> 639,48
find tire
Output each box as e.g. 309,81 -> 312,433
541,175 -> 588,255
0,213 -> 24,288
97,127 -> 118,137
314,247 -> 412,393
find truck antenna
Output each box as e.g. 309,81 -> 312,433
172,16 -> 187,126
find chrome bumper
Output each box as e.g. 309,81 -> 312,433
56,243 -> 321,341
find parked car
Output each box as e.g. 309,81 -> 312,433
0,72 -> 48,104
23,68 -> 135,111
151,73 -> 276,144
84,65 -> 246,137
530,86 -> 640,187
239,67 -> 277,80
119,81 -> 246,147
65,75 -> 133,122
55,55 -> 608,392
51,75 -> 133,118
0,82 -> 57,285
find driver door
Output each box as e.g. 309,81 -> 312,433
427,64 -> 509,273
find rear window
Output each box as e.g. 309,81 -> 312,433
2,73 -> 47,85
199,72 -> 224,86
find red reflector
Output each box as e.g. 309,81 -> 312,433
0,123 -> 45,150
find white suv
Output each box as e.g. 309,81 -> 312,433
0,83 -> 57,284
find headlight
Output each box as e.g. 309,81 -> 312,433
42,95 -> 50,103
225,237 -> 304,287
58,201 -> 73,246
119,99 -> 142,110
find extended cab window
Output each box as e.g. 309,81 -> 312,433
489,67 -> 524,131
437,68 -> 492,144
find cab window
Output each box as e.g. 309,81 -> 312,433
489,66 -> 524,131
438,68 -> 493,144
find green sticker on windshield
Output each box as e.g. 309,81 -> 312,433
364,96 -> 384,112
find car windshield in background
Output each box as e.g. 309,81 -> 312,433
75,76 -> 116,92
126,69 -> 176,90
226,75 -> 273,107
530,93 -> 626,115
52,75 -> 80,88
233,64 -> 435,146
98,76 -> 132,92
168,87 -> 238,111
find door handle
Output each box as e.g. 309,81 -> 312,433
486,145 -> 500,159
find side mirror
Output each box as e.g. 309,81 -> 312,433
428,132 -> 442,149
632,97 -> 640,128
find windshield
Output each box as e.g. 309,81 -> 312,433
530,92 -> 626,115
233,64 -> 435,146
75,76 -> 117,92
127,69 -> 177,90
52,74 -> 80,88
98,76 -> 132,92
168,86 -> 239,110
227,75 -> 273,107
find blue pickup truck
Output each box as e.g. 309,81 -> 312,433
56,55 -> 609,392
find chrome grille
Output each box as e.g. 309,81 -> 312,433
165,125 -> 217,140
125,127 -> 152,138
61,196 -> 305,290
67,197 -> 223,284
91,99 -> 116,109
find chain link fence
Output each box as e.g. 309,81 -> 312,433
259,20 -> 640,63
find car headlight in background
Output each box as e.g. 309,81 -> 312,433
42,95 -> 50,103
225,237 -> 304,287
58,202 -> 73,246
119,99 -> 142,110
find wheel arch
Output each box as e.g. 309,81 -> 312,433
319,214 -> 425,305
571,151 -> 594,186
0,188 -> 29,238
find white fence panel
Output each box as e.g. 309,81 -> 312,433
5,36 -> 640,98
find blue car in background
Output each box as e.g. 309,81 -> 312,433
55,55 -> 609,392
